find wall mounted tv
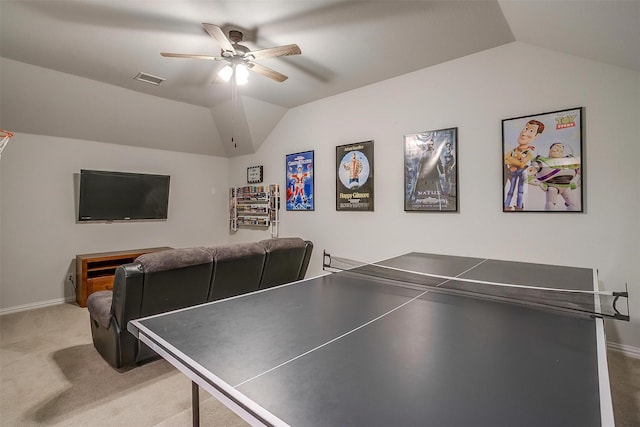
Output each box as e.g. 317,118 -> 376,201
78,169 -> 170,222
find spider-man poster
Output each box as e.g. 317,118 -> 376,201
286,150 -> 314,211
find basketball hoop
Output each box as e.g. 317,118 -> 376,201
0,129 -> 14,159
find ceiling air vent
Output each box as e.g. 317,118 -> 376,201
134,72 -> 165,86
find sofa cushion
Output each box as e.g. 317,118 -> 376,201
210,242 -> 265,261
136,247 -> 211,272
260,237 -> 306,251
87,290 -> 114,329
258,237 -> 308,289
208,242 -> 266,301
137,247 -> 214,316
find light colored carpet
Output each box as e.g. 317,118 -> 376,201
607,349 -> 640,426
0,303 -> 246,426
1,303 -> 638,426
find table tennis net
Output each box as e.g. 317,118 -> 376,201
323,253 -> 629,321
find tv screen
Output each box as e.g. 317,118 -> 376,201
78,169 -> 170,221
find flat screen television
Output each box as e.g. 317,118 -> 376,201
78,169 -> 170,221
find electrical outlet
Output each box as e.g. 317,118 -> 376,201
68,274 -> 73,282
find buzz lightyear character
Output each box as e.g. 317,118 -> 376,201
528,142 -> 581,210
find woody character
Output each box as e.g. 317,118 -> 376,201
504,120 -> 544,210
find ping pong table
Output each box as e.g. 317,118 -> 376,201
128,252 -> 614,426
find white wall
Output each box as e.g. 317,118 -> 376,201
1,41 -> 637,349
228,42 -> 640,350
0,135 -> 229,310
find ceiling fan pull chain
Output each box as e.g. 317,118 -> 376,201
231,78 -> 237,148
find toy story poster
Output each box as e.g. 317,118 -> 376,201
502,107 -> 583,212
286,150 -> 314,211
404,128 -> 458,212
336,141 -> 374,211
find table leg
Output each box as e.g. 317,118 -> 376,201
192,381 -> 200,427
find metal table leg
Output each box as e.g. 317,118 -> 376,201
192,381 -> 200,427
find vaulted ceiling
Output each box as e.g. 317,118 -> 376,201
1,1 -> 638,156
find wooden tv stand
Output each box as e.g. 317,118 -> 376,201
75,247 -> 171,307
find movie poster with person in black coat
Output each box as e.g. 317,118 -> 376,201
404,128 -> 458,212
336,140 -> 374,211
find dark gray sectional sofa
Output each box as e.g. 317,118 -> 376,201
86,237 -> 313,370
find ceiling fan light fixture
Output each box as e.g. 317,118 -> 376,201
218,64 -> 233,82
162,24 -> 299,85
235,64 -> 249,85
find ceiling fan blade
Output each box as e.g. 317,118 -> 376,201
161,52 -> 224,61
202,23 -> 235,54
248,44 -> 301,60
248,62 -> 288,82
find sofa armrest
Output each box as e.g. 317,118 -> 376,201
111,263 -> 144,329
87,290 -> 114,329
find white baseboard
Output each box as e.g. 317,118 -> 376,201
607,342 -> 640,359
0,297 -> 77,316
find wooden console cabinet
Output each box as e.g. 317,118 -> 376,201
75,247 -> 171,307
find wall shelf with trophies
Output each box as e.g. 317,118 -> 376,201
230,184 -> 280,237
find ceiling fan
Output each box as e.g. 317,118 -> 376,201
161,23 -> 301,84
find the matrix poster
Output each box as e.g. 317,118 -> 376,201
336,141 -> 374,211
404,128 -> 458,212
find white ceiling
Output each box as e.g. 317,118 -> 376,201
1,1 -> 639,156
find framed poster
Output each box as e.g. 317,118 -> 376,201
336,141 -> 374,211
285,150 -> 314,211
247,165 -> 263,184
502,107 -> 583,212
404,127 -> 458,212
